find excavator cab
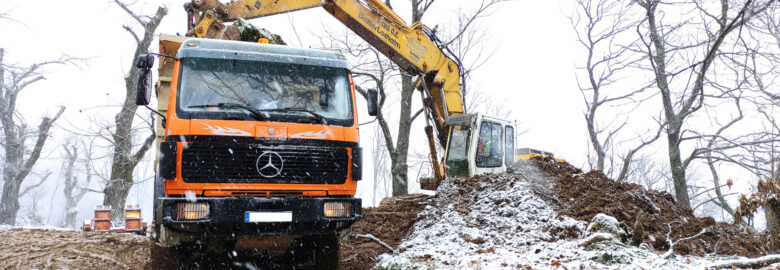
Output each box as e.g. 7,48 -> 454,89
421,114 -> 515,190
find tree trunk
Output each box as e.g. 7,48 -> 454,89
767,188 -> 779,230
61,145 -> 86,228
0,122 -> 23,225
390,73 -> 416,196
642,2 -> 691,208
0,112 -> 63,225
103,91 -> 139,221
666,125 -> 691,208
586,115 -> 605,172
62,200 -> 78,229
102,177 -> 134,222
0,180 -> 22,225
102,4 -> 166,222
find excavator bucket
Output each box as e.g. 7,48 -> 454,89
420,177 -> 438,191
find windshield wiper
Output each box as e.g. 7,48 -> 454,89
261,107 -> 327,124
188,103 -> 266,120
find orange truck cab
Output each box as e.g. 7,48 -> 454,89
136,36 -> 370,263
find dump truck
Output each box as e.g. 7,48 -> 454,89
136,0 -> 517,268
140,35 -> 363,268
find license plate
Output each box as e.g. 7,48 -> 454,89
244,211 -> 293,223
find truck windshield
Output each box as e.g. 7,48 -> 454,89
177,58 -> 353,126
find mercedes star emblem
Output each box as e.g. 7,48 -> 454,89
256,151 -> 284,178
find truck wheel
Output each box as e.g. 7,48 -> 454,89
175,243 -> 206,270
313,233 -> 340,270
149,242 -> 177,270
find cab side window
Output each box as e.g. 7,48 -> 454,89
505,126 -> 514,166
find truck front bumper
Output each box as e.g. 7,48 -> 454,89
157,196 -> 361,237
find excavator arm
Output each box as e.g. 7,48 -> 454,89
185,0 -> 465,182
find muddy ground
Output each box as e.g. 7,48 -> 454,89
1,158 -> 776,269
0,194 -> 430,270
0,228 -> 153,269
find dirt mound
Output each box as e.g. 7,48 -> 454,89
0,228 -> 154,269
339,194 -> 432,270
378,162 -> 630,269
531,156 -> 775,257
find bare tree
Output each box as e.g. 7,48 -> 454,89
22,177 -> 50,226
60,140 -> 91,229
732,3 -> 780,229
371,124 -> 391,206
573,0 -> 633,173
633,0 -> 776,208
18,172 -> 51,199
678,2 -> 780,224
102,1 -> 166,221
724,73 -> 780,228
571,0 -> 662,181
19,171 -> 52,225
319,24 -> 410,197
0,48 -> 69,225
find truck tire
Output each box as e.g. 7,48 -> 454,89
314,233 -> 340,270
149,242 -> 177,270
175,243 -> 207,270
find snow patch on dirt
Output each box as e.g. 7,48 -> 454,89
376,162 -> 758,269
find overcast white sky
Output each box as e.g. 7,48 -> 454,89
0,0 -> 670,224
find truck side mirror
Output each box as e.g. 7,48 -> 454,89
135,54 -> 155,106
367,89 -> 378,116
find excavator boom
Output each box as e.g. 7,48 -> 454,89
186,0 -> 464,144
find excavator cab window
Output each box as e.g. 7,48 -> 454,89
505,126 -> 514,166
445,125 -> 471,177
476,122 -> 503,168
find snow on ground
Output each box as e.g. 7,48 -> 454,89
377,162 -> 770,269
0,224 -> 79,232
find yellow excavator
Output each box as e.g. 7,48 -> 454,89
180,0 -> 517,188
516,148 -> 566,163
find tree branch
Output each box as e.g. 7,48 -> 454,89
14,106 -> 65,184
122,25 -> 141,46
706,254 -> 780,269
19,172 -> 52,197
355,233 -> 394,253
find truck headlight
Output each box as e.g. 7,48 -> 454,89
176,203 -> 209,220
324,202 -> 351,218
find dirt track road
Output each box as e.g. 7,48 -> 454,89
0,228 -> 153,269
0,195 -> 431,270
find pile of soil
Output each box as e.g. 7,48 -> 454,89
531,156 -> 777,257
339,194 -> 432,270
